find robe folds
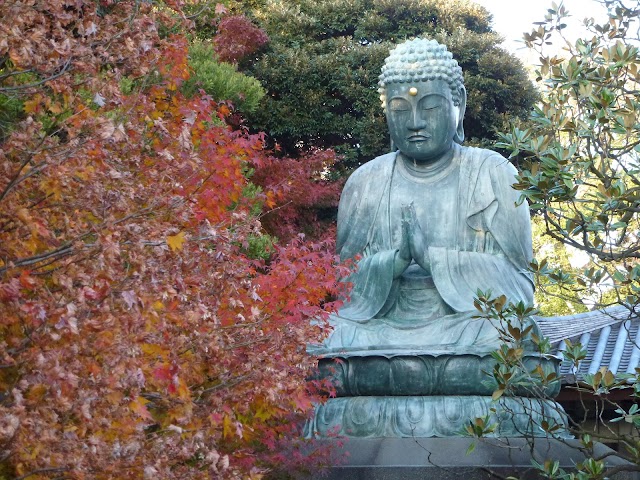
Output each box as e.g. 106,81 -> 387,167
317,144 -> 536,354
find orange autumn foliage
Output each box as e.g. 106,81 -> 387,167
0,1 -> 345,478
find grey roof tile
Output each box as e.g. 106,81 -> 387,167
538,305 -> 640,382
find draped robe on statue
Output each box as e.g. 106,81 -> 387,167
316,144 -> 536,354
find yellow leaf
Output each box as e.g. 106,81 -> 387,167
20,237 -> 38,255
26,383 -> 48,402
223,415 -> 234,440
49,102 -> 63,115
176,378 -> 190,400
152,300 -> 164,311
16,207 -> 32,224
265,191 -> 276,209
141,343 -> 169,359
130,396 -> 152,420
41,178 -> 63,201
27,443 -> 41,460
254,397 -> 274,421
85,212 -> 101,223
23,94 -> 42,114
167,231 -> 186,252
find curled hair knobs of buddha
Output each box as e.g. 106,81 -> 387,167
378,39 -> 464,110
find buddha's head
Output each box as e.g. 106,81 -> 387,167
379,39 -> 466,164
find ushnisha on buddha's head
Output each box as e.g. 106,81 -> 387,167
379,39 -> 467,165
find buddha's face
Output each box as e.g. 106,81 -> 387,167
385,79 -> 460,164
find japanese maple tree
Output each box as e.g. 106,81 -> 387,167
0,1 -> 344,478
214,14 -> 270,64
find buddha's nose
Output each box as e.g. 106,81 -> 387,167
407,111 -> 427,131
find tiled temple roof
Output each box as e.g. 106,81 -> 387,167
537,306 -> 640,382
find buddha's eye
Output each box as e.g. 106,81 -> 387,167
420,96 -> 445,110
388,98 -> 410,111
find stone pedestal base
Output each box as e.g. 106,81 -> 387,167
317,352 -> 560,397
309,438 -> 638,479
306,396 -> 570,438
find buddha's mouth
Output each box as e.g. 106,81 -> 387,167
407,134 -> 430,142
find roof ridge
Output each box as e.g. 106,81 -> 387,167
537,305 -> 638,343
540,304 -> 632,322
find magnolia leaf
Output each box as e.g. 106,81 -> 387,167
604,370 -> 615,387
494,295 -> 507,312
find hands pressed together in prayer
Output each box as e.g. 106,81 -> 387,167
394,202 -> 431,278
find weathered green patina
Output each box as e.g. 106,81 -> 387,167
306,396 -> 569,438
309,40 -> 536,355
315,352 -> 561,397
308,39 -> 568,439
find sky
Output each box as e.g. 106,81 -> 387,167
472,0 -> 608,62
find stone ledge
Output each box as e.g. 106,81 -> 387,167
307,438 -> 639,480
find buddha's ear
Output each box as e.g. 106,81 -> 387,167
454,86 -> 467,145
